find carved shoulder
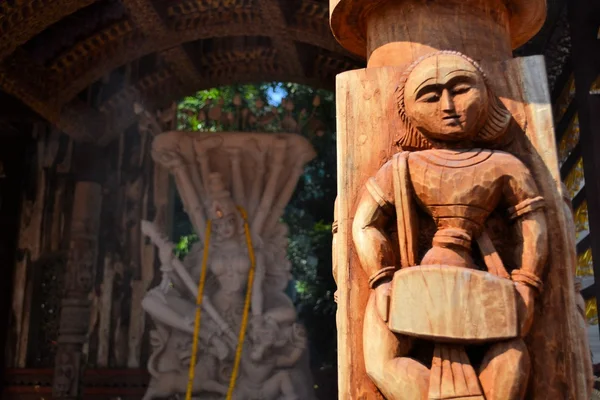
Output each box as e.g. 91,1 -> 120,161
492,151 -> 541,205
366,158 -> 395,209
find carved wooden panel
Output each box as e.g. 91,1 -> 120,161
334,55 -> 592,399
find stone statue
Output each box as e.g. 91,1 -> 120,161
232,312 -> 307,400
141,132 -> 317,399
352,51 -> 549,399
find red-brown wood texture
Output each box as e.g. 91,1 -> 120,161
331,0 -> 592,399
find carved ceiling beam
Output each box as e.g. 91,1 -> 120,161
0,50 -> 105,141
97,68 -> 180,144
56,23 -> 277,104
0,0 -> 98,62
53,6 -> 348,105
200,46 -> 278,70
125,1 -> 252,101
287,27 -> 351,57
159,46 -> 203,91
50,19 -> 138,93
258,0 -> 304,76
121,0 -> 168,38
120,0 -> 203,112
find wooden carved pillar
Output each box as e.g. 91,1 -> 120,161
330,0 -> 591,399
0,134 -> 29,382
52,182 -> 102,399
53,143 -> 103,399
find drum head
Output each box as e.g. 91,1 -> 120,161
388,265 -> 518,342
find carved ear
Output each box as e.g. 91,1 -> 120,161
477,94 -> 512,143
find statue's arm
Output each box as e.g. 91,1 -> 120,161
351,161 -> 397,288
503,160 -> 549,286
502,160 -> 549,335
276,347 -> 303,368
251,252 -> 266,316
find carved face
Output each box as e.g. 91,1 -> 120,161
213,213 -> 237,240
404,54 -> 488,142
249,316 -> 279,346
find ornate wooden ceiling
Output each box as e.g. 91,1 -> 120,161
0,0 -> 569,143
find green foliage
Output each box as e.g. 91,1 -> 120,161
174,233 -> 198,259
178,84 -> 265,132
174,82 -> 338,369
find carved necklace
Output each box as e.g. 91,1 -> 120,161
416,148 -> 494,168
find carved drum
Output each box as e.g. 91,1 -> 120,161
388,265 -> 518,342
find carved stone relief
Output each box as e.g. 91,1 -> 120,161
140,131 -> 317,399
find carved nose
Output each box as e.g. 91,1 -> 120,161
440,90 -> 455,113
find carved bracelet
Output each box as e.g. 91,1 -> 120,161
511,269 -> 543,294
508,196 -> 545,220
368,266 -> 397,288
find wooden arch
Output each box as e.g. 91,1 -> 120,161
0,0 -> 363,142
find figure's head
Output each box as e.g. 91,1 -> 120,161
212,211 -> 237,240
249,315 -> 279,344
206,173 -> 240,240
396,51 -> 511,149
248,315 -> 280,360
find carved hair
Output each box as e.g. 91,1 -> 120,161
395,50 -> 512,150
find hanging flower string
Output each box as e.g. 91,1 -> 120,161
185,206 -> 256,400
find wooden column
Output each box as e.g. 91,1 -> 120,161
329,0 -> 547,398
52,143 -> 103,399
0,133 -> 29,381
567,0 -> 600,335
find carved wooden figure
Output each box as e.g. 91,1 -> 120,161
330,1 -> 593,399
353,52 -> 544,400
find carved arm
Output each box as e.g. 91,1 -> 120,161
251,252 -> 266,316
352,163 -> 397,288
276,347 -> 303,368
510,209 -> 548,289
503,160 -> 549,291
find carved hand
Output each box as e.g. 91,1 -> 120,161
514,282 -> 535,336
374,280 -> 392,322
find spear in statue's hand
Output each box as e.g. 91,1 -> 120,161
141,220 -> 237,344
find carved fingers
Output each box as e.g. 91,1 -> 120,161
375,281 -> 392,322
514,282 -> 535,336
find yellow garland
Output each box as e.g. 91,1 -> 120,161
226,206 -> 256,399
185,206 -> 255,400
185,219 -> 212,400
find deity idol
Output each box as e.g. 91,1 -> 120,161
201,173 -> 266,329
142,173 -> 267,353
352,51 -> 548,400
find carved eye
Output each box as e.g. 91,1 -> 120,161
451,85 -> 471,95
421,93 -> 440,103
